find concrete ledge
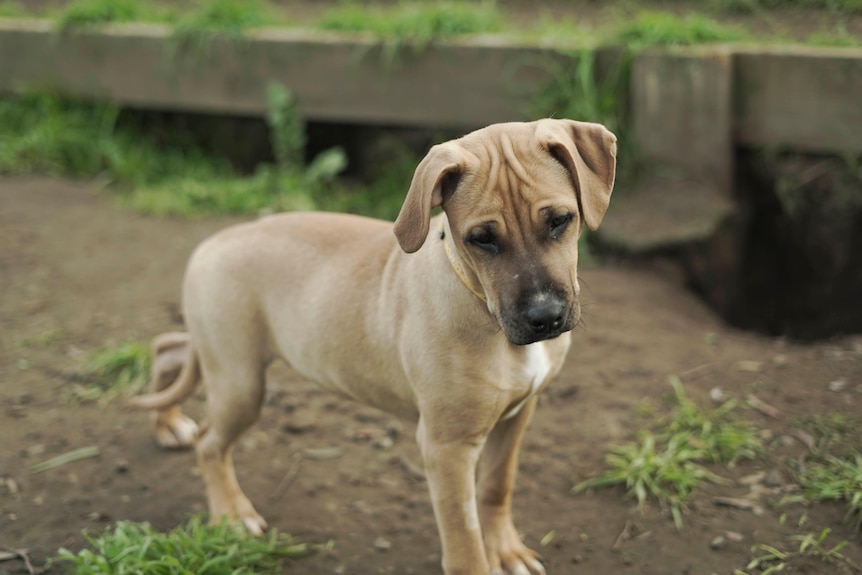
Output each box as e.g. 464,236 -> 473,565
597,176 -> 735,253
0,19 -> 579,128
3,19 -> 861,151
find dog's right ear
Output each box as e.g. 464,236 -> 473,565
394,142 -> 467,253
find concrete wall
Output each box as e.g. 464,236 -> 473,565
735,46 -> 862,154
3,19 -> 861,151
0,19 -> 577,129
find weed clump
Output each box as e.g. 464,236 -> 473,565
574,377 -> 761,527
52,516 -> 309,574
66,340 -> 151,406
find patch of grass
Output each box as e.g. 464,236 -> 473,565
665,376 -> 762,465
127,84 -> 346,217
714,0 -> 862,13
532,50 -> 627,136
0,87 -> 346,218
172,0 -> 275,47
0,92 -> 227,188
320,1 -> 502,60
0,93 -> 119,177
51,516 -> 310,574
797,413 -> 862,456
615,11 -> 749,49
574,377 -> 761,527
800,455 -> 862,532
56,0 -> 162,30
125,162 -> 336,217
575,432 -> 726,528
67,341 -> 151,405
0,0 -> 28,17
807,28 -> 861,46
17,328 -> 68,348
735,528 -> 856,575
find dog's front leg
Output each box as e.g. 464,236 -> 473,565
417,417 -> 491,575
478,397 -> 545,575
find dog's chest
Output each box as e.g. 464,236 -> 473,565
501,343 -> 552,420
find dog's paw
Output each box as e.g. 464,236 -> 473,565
485,522 -> 545,575
241,514 -> 269,536
153,409 -> 198,449
490,549 -> 545,575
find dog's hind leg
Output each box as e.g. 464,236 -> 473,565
195,358 -> 268,534
148,332 -> 199,449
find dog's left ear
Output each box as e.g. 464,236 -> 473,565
394,141 -> 470,253
536,119 -> 617,231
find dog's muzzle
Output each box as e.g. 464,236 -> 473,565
505,291 -> 576,345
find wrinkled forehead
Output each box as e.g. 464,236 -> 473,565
446,124 -> 575,213
457,122 -> 541,161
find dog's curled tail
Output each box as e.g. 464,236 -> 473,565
128,332 -> 200,410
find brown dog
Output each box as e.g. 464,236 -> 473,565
131,119 -> 616,575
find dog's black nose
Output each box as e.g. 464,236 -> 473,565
523,299 -> 566,336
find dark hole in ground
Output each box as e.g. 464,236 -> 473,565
683,149 -> 862,340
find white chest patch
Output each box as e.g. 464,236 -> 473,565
501,342 -> 552,420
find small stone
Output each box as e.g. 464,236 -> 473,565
778,434 -> 796,447
709,387 -> 724,402
15,394 -> 34,405
724,531 -> 744,542
710,535 -> 726,550
738,471 -> 766,486
115,459 -> 130,474
304,447 -> 342,460
764,468 -> 786,487
621,553 -> 634,565
282,421 -> 315,435
829,379 -> 847,392
2,477 -> 19,496
373,537 -> 392,551
355,410 -> 386,424
386,422 -> 402,439
735,360 -> 763,373
374,436 -> 394,450
772,354 -> 788,368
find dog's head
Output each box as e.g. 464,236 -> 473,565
393,119 -> 617,346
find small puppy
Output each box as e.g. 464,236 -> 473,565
131,119 -> 616,575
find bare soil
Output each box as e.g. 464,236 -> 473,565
1,176 -> 861,574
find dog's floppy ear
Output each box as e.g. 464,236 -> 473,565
536,119 -> 617,231
394,141 -> 468,253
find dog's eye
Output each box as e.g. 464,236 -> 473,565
467,229 -> 499,254
548,213 -> 574,239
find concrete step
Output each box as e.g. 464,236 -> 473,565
596,174 -> 735,253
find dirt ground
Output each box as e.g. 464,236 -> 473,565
1,176 -> 861,574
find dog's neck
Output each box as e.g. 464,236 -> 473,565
439,221 -> 487,303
